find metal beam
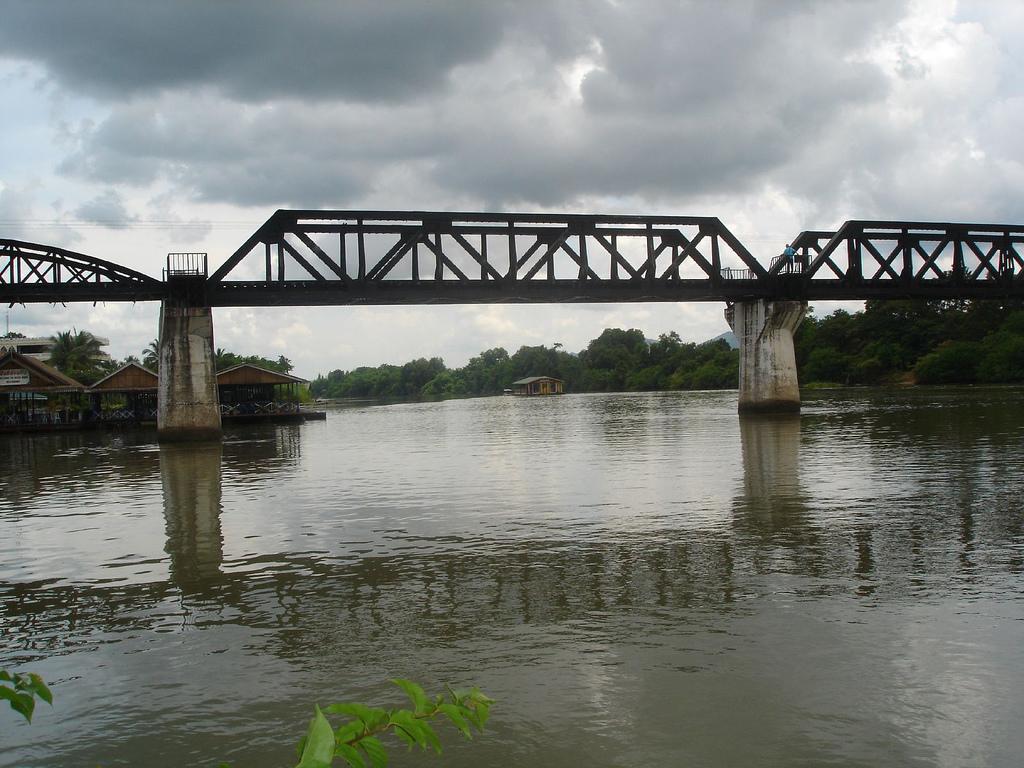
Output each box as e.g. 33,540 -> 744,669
2,217 -> 1023,306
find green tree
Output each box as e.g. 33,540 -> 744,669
914,341 -> 983,384
803,346 -> 852,384
579,328 -> 648,391
48,329 -> 111,384
978,334 -> 1024,382
142,339 -> 160,370
214,348 -> 294,374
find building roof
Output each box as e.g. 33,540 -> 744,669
216,363 -> 309,386
88,362 -> 158,392
0,351 -> 86,392
511,376 -> 563,385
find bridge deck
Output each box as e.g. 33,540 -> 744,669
2,213 -> 1022,305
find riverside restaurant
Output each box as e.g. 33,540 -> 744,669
0,351 -> 87,429
0,353 -> 323,432
217,363 -> 323,422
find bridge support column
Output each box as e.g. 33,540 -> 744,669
157,303 -> 222,442
726,300 -> 806,413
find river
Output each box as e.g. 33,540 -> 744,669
1,389 -> 1022,767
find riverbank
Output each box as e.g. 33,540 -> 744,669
311,300 -> 1024,401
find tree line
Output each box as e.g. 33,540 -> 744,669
1,330 -> 292,385
795,299 -> 1024,385
9,298 -> 1023,393
310,328 -> 739,400
311,299 -> 1024,400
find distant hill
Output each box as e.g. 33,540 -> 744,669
710,331 -> 738,349
647,332 -> 737,349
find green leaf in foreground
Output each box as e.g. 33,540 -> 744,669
295,705 -> 336,768
299,680 -> 493,766
0,670 -> 54,724
390,679 -> 429,714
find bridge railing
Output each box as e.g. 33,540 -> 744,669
720,267 -> 755,281
166,252 -> 208,278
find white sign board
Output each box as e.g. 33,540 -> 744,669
0,369 -> 31,387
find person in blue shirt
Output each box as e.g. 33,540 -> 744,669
781,243 -> 797,271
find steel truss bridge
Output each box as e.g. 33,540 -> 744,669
2,211 -> 1022,306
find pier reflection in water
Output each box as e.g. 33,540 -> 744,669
160,443 -> 224,590
0,390 -> 1023,767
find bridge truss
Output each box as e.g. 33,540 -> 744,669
205,210 -> 768,306
2,215 -> 1022,306
784,221 -> 1024,300
0,239 -> 164,304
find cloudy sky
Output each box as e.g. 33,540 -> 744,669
1,0 -> 1021,377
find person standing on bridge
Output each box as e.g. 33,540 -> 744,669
782,243 -> 797,272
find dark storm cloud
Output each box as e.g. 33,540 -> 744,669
432,0 -> 902,206
0,0 -> 515,102
57,95 -> 454,206
25,0 -> 1020,223
578,1 -> 892,117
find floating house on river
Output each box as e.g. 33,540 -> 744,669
510,376 -> 564,395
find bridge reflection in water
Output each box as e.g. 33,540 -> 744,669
1,391 -> 1023,767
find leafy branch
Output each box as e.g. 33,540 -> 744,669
295,679 -> 493,768
0,670 -> 53,724
3,669 -> 489,768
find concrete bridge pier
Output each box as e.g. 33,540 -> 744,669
726,300 -> 807,413
157,302 -> 222,442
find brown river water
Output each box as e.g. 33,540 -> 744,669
1,388 -> 1022,767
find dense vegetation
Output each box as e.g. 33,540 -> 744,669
796,299 -> 1024,385
311,328 -> 739,399
140,338 -> 294,374
213,348 -> 293,374
46,329 -> 111,384
311,299 -> 1024,400
11,298 -> 1024,393
28,332 -> 294,385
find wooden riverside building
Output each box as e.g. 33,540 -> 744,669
216,363 -> 315,421
510,376 -> 565,396
0,351 -> 87,429
0,354 -> 321,432
88,362 -> 159,423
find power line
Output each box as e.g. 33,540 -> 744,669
0,219 -> 260,230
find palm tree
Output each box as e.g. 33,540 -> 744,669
142,339 -> 159,370
48,329 -> 108,383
